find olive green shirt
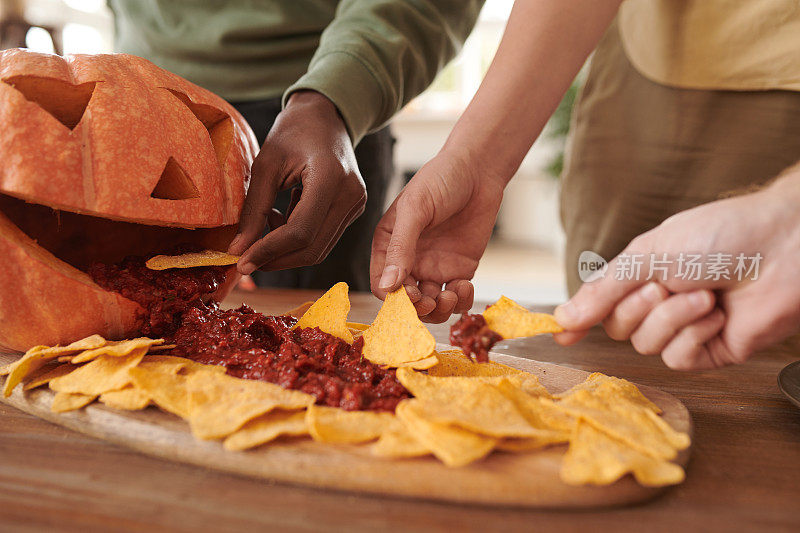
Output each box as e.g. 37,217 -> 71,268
110,0 -> 483,143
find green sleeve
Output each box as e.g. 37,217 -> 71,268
283,0 -> 484,144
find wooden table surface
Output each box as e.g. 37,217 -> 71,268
1,288 -> 798,532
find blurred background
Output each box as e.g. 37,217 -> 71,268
1,0 -> 575,305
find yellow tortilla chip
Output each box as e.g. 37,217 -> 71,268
306,404 -> 395,444
362,288 -> 435,367
99,386 -> 150,410
145,250 -> 240,270
396,368 -> 541,438
223,410 -> 309,451
71,337 -> 163,364
426,349 -> 521,378
496,435 -> 567,452
556,373 -> 661,414
3,335 -> 106,397
396,354 -> 439,370
555,389 -> 689,460
292,282 -> 353,343
495,380 -> 575,437
395,400 -> 496,467
129,366 -> 192,418
284,301 -> 314,319
23,363 -> 76,391
139,355 -> 226,376
187,370 -> 315,440
561,420 -> 685,487
372,423 -> 431,458
49,350 -> 146,396
483,296 -> 563,339
51,392 -> 97,413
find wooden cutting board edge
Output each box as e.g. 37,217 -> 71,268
0,348 -> 693,509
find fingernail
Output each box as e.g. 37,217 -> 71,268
228,234 -> 243,254
404,284 -> 421,301
642,282 -> 662,303
554,301 -> 579,324
238,261 -> 256,276
688,290 -> 709,307
379,265 -> 401,290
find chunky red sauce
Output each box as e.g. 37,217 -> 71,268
449,313 -> 503,363
89,252 -> 410,411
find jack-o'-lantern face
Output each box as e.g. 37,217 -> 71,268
0,49 -> 258,351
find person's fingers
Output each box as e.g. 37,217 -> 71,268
446,280 -> 474,314
554,269 -> 646,332
376,194 -> 432,296
238,169 -> 343,273
229,152 -> 282,256
267,208 -> 285,231
259,186 -> 365,271
403,276 -> 422,303
420,290 -> 459,323
660,308 -> 726,370
602,282 -> 670,341
629,290 -> 716,356
552,329 -> 590,345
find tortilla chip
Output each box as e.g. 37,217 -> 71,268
395,400 -> 496,467
223,410 -> 309,451
556,372 -> 661,414
48,350 -> 146,396
292,282 -> 354,343
23,363 -> 76,391
561,420 -> 685,486
395,368 -> 542,438
555,389 -> 689,460
145,250 -> 240,270
71,337 -> 163,364
483,296 -> 563,339
496,435 -> 567,452
372,417 -> 431,459
99,386 -> 150,410
51,392 -> 97,413
372,423 -> 431,458
129,366 -> 191,418
396,354 -> 439,370
139,355 -> 226,376
187,370 -> 314,440
3,335 -> 106,397
306,405 -> 395,444
426,349 -> 521,378
495,380 -> 575,437
284,301 -> 314,319
148,344 -> 178,352
362,288 -> 435,367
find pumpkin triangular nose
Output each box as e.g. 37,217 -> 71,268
150,157 -> 200,200
3,75 -> 95,129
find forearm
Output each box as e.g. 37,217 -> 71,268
285,0 -> 483,144
441,0 -> 621,184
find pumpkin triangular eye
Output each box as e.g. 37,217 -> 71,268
3,75 -> 95,130
164,88 -> 233,167
151,157 -> 200,200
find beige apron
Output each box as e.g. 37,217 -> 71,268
560,22 -> 800,294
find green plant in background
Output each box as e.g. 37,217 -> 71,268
543,81 -> 579,178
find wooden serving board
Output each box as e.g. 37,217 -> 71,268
0,348 -> 692,508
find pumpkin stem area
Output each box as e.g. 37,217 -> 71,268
0,193 -> 235,273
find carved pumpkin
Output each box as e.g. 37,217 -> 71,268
0,49 -> 258,351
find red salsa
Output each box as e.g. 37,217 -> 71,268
89,252 -> 410,411
449,313 -> 503,363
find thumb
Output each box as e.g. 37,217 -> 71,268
376,198 -> 429,295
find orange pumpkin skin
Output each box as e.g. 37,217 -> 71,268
0,49 -> 258,351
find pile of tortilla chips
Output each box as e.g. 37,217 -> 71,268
0,284 -> 689,487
